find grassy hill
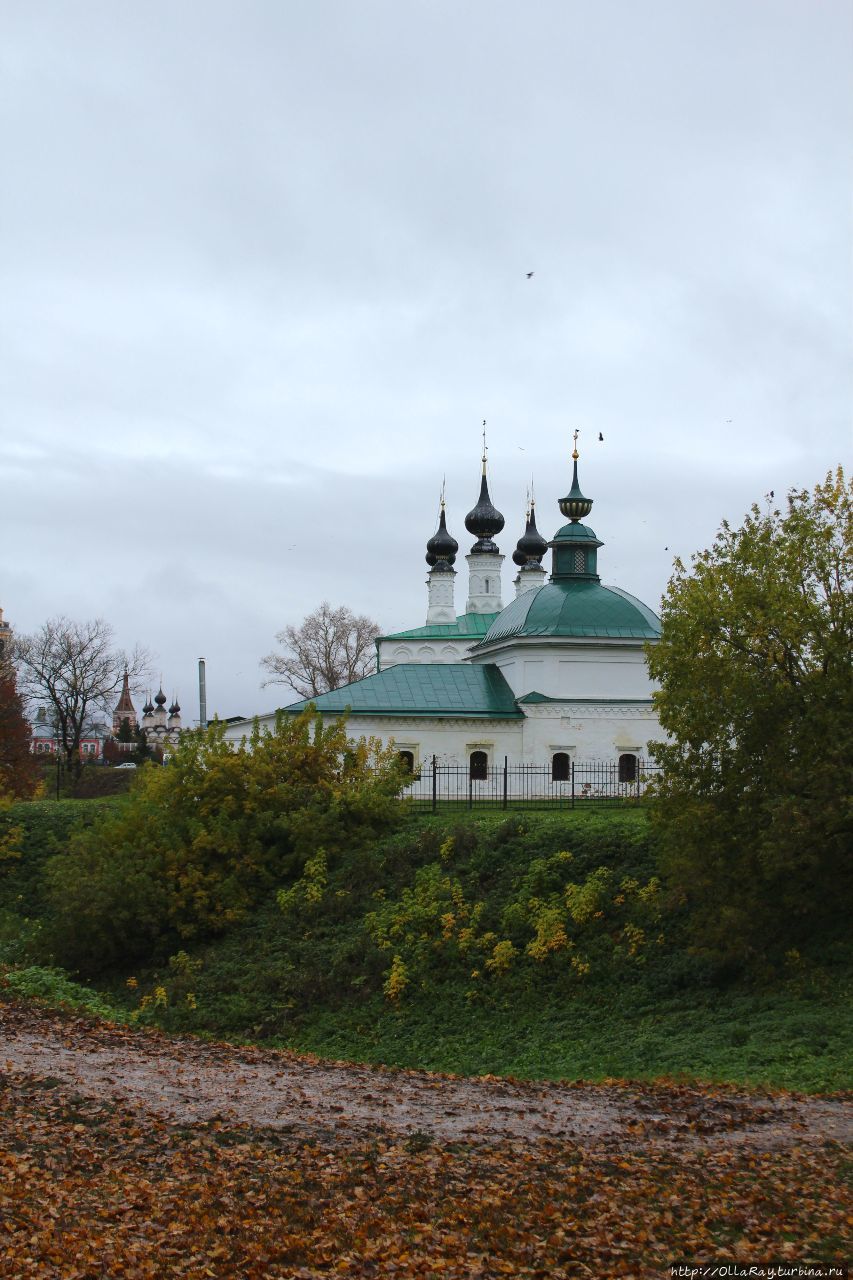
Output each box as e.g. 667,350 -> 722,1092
2,801 -> 849,1092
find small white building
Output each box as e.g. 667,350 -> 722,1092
225,434 -> 665,783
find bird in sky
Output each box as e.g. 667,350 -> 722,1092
598,432 -> 604,442
526,271 -> 534,279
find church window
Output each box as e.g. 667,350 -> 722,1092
551,752 -> 570,782
574,550 -> 585,572
469,750 -> 488,781
484,578 -> 490,594
398,750 -> 415,774
618,753 -> 637,783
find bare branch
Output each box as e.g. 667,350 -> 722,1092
13,616 -> 152,774
260,602 -> 380,699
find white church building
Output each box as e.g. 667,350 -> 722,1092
224,433 -> 666,783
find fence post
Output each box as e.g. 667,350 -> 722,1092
502,756 -> 508,810
431,754 -> 437,813
571,760 -> 575,810
636,760 -> 641,804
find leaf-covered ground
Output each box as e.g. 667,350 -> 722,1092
1,1000 -> 850,1278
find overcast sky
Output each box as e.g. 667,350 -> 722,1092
2,1 -> 850,721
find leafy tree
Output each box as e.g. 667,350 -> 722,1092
14,617 -> 149,775
0,671 -> 40,799
42,709 -> 405,973
261,602 -> 380,699
647,467 -> 853,966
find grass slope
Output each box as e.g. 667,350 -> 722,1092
109,811 -> 851,1093
2,805 -> 850,1092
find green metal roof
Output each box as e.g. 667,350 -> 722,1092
379,612 -> 499,642
476,581 -> 662,646
550,522 -> 600,542
517,692 -> 654,705
281,663 -> 523,718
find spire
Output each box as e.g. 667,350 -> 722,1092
425,486 -> 459,570
558,429 -> 594,523
550,429 -> 603,582
464,425 -> 504,552
113,667 -> 135,716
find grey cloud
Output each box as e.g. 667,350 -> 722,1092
1,0 -> 849,716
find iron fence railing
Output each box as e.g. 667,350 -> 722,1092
403,757 -> 660,811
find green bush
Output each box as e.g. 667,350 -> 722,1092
1,964 -> 118,1019
0,799 -> 115,918
42,711 -> 406,975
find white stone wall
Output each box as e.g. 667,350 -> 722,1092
221,704 -> 663,769
425,567 -> 457,624
472,638 -> 657,702
465,551 -> 504,614
377,638 -> 476,670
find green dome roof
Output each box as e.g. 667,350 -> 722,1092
477,580 -> 661,645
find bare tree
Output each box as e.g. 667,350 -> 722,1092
261,602 -> 380,699
14,616 -> 150,774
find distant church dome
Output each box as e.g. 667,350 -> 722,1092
154,689 -> 167,707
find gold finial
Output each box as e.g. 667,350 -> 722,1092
481,420 -> 488,475
530,475 -> 536,509
572,428 -> 580,461
440,475 -> 446,511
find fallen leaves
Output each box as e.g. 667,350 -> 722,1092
0,998 -> 849,1277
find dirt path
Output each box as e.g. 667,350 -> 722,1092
1,999 -> 849,1150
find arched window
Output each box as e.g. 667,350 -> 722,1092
398,750 -> 415,774
551,752 -> 570,782
618,753 -> 637,783
469,750 -> 488,781
484,578 -> 490,594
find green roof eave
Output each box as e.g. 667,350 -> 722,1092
379,611 -> 499,642
283,707 -> 523,719
517,691 -> 655,705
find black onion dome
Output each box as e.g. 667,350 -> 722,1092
465,473 -> 504,552
169,700 -> 179,715
425,507 -> 458,567
515,501 -> 549,564
155,688 -> 167,707
143,695 -> 154,714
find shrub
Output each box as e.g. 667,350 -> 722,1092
42,711 -> 405,974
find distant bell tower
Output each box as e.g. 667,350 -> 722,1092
112,667 -> 138,735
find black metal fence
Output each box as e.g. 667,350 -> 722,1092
404,757 -> 661,811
